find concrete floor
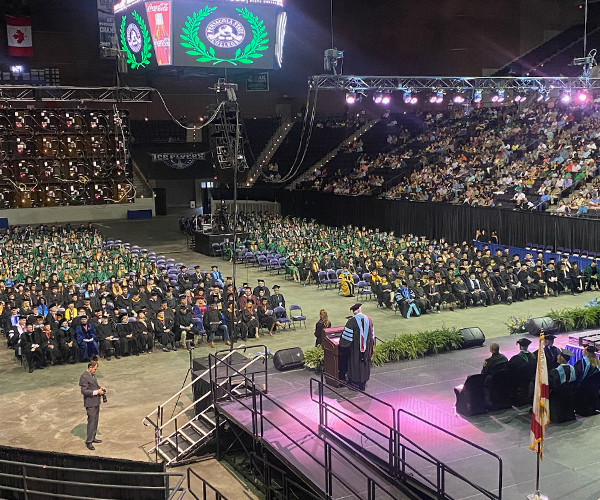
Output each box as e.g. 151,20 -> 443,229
1,209 -> 598,499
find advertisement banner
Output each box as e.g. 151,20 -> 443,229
146,1 -> 172,66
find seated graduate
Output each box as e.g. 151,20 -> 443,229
155,309 -> 176,352
378,276 -> 393,308
135,310 -> 154,354
21,323 -> 45,373
574,346 -> 600,387
548,349 -> 576,390
40,323 -> 60,366
241,300 -> 260,339
481,342 -> 508,381
534,333 -> 561,370
508,337 -> 536,380
224,300 -> 247,342
56,318 -> 79,364
96,313 -> 121,360
174,303 -> 199,346
394,281 -> 421,319
257,297 -> 284,335
202,301 -> 231,348
75,314 -> 99,362
116,312 -> 139,356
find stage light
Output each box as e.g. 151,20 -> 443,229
577,91 -> 588,103
409,96 -> 418,104
346,92 -> 357,104
429,91 -> 443,104
491,90 -> 504,103
373,92 -> 383,104
514,94 -> 525,102
561,92 -> 571,103
429,94 -> 437,104
537,92 -> 544,102
473,90 -> 482,103
381,94 -> 391,105
403,91 -> 412,104
453,94 -> 465,104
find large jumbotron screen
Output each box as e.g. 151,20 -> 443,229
113,0 -> 286,71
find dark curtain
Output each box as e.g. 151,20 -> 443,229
278,192 -> 600,253
0,445 -> 165,500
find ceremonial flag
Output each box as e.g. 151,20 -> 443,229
529,334 -> 550,459
6,15 -> 33,57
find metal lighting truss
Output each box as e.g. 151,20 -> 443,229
0,86 -> 153,102
309,75 -> 600,92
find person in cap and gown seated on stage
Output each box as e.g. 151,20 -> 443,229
257,297 -> 284,336
269,285 -> 287,318
57,318 -> 79,364
75,315 -> 99,362
548,349 -> 576,389
340,303 -> 374,391
534,333 -> 561,371
481,342 -> 508,381
241,300 -> 260,339
574,345 -> 600,387
96,313 -> 121,361
508,338 -> 536,378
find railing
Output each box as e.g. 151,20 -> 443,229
209,353 -> 404,500
308,377 -> 503,500
0,458 -> 185,500
187,468 -> 230,500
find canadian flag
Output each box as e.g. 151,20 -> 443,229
6,15 -> 33,57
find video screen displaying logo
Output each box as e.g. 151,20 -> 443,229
116,1 -> 280,71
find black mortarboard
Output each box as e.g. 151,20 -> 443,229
350,303 -> 362,312
517,338 -> 531,347
560,349 -> 574,360
543,334 -> 556,341
585,346 -> 598,353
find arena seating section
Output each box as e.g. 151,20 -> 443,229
131,119 -> 186,144
0,108 -> 132,208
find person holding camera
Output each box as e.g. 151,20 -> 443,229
79,360 -> 105,451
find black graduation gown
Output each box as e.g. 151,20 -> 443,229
340,313 -> 374,388
56,326 -> 79,362
117,321 -> 139,355
535,345 -> 561,371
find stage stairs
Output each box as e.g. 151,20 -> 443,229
143,347 -> 268,466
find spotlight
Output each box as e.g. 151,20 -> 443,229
429,94 -> 438,104
473,90 -> 482,103
577,91 -> 588,103
346,92 -> 357,104
403,91 -> 412,104
561,92 -> 571,103
514,94 -> 525,102
429,91 -> 443,104
409,97 -> 418,104
453,94 -> 465,104
373,92 -> 383,104
381,94 -> 391,105
491,90 -> 504,103
537,92 -> 544,102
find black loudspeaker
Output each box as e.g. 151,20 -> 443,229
458,327 -> 486,349
153,188 -> 167,216
273,347 -> 304,371
527,317 -> 558,337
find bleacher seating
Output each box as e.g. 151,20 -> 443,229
131,120 -> 186,144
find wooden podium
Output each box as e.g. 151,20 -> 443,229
322,326 -> 346,387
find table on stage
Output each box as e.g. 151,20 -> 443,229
194,232 -> 248,256
322,326 -> 347,387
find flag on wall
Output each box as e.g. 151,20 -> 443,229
529,333 -> 550,459
6,15 -> 33,57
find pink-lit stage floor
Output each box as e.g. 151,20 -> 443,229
218,332 -> 600,500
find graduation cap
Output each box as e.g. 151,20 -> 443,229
585,346 -> 598,353
211,265 -> 218,269
516,338 -> 531,347
257,279 -> 265,283
543,334 -> 556,341
560,349 -> 574,361
350,302 -> 362,312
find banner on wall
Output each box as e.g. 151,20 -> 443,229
6,15 -> 33,57
150,152 -> 207,169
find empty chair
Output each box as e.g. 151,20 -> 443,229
317,271 -> 330,290
166,258 -> 175,263
362,272 -> 371,282
245,252 -> 257,267
525,243 -> 532,250
270,258 -> 283,274
289,305 -> 306,329
486,369 -> 514,411
327,270 -> 339,288
556,247 -> 564,254
257,255 -> 269,271
572,249 -> 581,257
211,243 -> 222,257
357,280 -> 372,300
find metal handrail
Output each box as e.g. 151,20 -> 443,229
398,408 -> 503,500
308,378 -> 502,500
0,458 -> 185,500
187,468 -> 230,500
208,354 -> 405,500
143,348 -> 242,429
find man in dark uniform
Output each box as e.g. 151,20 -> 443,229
481,342 -> 508,380
508,338 -> 536,402
548,349 -> 576,389
79,360 -> 105,450
535,333 -> 561,370
340,303 -> 374,390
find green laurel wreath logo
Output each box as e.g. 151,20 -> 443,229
119,11 -> 152,70
180,6 -> 269,66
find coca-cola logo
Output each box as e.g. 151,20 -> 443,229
147,2 -> 169,13
154,38 -> 170,47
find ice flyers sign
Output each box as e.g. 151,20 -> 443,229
180,6 -> 268,66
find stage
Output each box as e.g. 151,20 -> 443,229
194,231 -> 249,256
217,332 -> 600,500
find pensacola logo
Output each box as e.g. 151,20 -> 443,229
205,18 -> 245,49
126,23 -> 142,52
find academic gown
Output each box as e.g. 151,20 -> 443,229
340,312 -> 374,388
535,345 -> 561,371
75,323 -> 99,360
